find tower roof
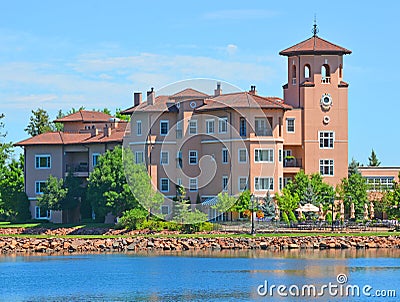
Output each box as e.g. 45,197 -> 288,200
279,35 -> 352,56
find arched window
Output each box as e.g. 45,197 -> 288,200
339,64 -> 343,78
292,65 -> 297,85
321,64 -> 330,83
304,64 -> 310,79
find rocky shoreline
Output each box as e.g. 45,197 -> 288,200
1,233 -> 400,254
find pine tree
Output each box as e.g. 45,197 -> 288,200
348,157 -> 361,177
368,149 -> 381,166
302,183 -> 317,206
259,191 -> 275,219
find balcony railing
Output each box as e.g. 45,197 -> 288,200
65,163 -> 89,177
255,129 -> 273,136
283,157 -> 302,168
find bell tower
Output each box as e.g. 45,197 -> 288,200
280,22 -> 352,185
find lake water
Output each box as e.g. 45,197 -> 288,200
0,249 -> 399,301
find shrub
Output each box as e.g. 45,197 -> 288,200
326,212 -> 333,223
117,208 -> 148,230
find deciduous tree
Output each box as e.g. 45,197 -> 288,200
24,108 -> 55,136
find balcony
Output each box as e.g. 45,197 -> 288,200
284,157 -> 302,168
65,163 -> 89,177
283,157 -> 302,174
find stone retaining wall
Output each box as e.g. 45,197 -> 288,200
0,235 -> 399,254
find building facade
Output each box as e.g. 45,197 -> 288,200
15,111 -> 127,223
121,31 -> 352,218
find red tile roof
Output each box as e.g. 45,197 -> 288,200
196,92 -> 291,111
279,35 -> 351,56
54,110 -> 115,123
15,123 -> 127,146
169,88 -> 208,99
121,95 -> 178,114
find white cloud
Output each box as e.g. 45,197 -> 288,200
226,44 -> 238,56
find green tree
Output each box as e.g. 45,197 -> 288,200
368,149 -> 381,166
87,146 -> 138,220
115,108 -> 130,121
25,108 -> 55,136
259,191 -> 275,219
0,154 -> 30,221
348,157 -> 361,177
382,173 -> 400,219
123,153 -> 164,218
213,192 -> 236,217
37,175 -> 68,211
337,173 -> 368,219
232,190 -> 251,214
276,188 -> 300,215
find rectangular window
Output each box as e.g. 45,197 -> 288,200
278,117 -> 282,137
177,178 -> 182,186
278,149 -> 282,162
160,120 -> 169,136
366,177 -> 395,191
222,148 -> 229,164
319,159 -> 334,176
286,118 -> 295,133
189,178 -> 198,192
222,176 -> 228,191
218,117 -> 228,133
279,177 -> 283,190
238,149 -> 247,163
254,118 -> 267,136
135,151 -> 144,164
189,150 -> 198,165
160,178 -> 169,192
283,149 -> 292,158
238,177 -> 248,191
92,153 -> 100,167
161,205 -> 170,215
35,155 -> 51,169
35,206 -> 50,219
254,177 -> 274,191
284,177 -> 292,187
254,149 -> 274,163
176,120 -> 182,139
35,181 -> 46,194
240,117 -> 246,137
189,120 -> 197,135
206,119 -> 215,134
160,151 -> 169,165
136,120 -> 142,136
319,131 -> 335,149
176,151 -> 183,168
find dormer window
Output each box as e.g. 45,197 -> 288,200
292,65 -> 297,85
304,64 -> 310,79
321,64 -> 330,84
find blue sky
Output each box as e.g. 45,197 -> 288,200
0,0 -> 399,166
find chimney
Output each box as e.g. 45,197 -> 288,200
133,92 -> 142,107
249,85 -> 257,95
91,127 -> 99,137
104,124 -> 112,137
147,87 -> 155,105
214,82 -> 222,96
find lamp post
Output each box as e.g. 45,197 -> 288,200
250,194 -> 255,235
331,197 -> 335,232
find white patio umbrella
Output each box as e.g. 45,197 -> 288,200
297,203 -> 319,212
